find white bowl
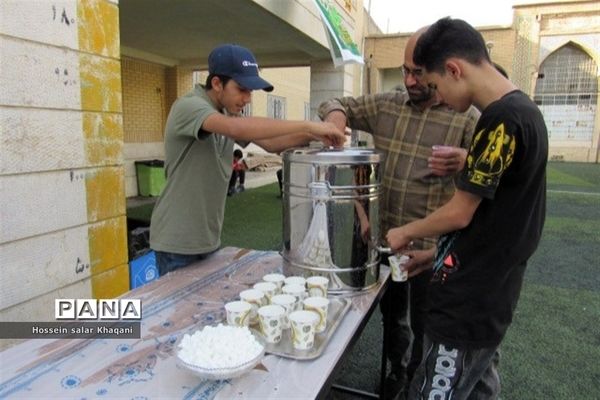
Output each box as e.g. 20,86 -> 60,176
176,326 -> 265,380
176,347 -> 264,380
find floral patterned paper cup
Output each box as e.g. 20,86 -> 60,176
389,254 -> 410,282
282,284 -> 307,311
262,273 -> 286,292
253,281 -> 278,303
284,276 -> 306,288
224,301 -> 252,327
306,276 -> 329,298
289,310 -> 319,350
270,294 -> 296,329
257,305 -> 285,344
239,289 -> 266,325
303,296 -> 329,333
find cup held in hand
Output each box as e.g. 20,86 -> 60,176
389,254 -> 410,282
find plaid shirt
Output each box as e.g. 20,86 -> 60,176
318,91 -> 480,249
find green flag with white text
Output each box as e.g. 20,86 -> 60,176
313,0 -> 364,67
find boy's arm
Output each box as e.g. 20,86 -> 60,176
201,113 -> 345,148
386,189 -> 481,252
252,132 -> 317,153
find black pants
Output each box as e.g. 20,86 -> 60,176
409,335 -> 501,399
380,268 -> 431,385
229,170 -> 245,190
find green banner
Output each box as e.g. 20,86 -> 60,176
314,0 -> 364,67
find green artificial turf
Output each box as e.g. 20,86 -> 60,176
501,284 -> 600,399
547,161 -> 600,192
221,183 -> 283,251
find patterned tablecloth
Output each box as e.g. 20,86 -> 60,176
0,247 -> 387,399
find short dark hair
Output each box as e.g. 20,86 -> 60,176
414,17 -> 491,74
233,149 -> 243,158
205,74 -> 232,90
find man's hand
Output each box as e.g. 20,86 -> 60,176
323,110 -> 348,133
429,145 -> 467,176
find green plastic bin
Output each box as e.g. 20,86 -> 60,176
135,160 -> 166,196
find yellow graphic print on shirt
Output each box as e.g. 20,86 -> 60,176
466,122 -> 515,187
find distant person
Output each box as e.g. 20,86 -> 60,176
228,149 -> 247,196
150,44 -> 346,277
386,17 -> 548,398
276,168 -> 283,198
318,28 -> 480,399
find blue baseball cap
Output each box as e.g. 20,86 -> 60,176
208,44 -> 274,92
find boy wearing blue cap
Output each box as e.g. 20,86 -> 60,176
150,44 -> 346,276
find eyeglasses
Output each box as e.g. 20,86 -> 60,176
401,64 -> 424,78
427,82 -> 438,90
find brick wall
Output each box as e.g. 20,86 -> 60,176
480,27 -> 516,79
121,57 -> 167,143
364,27 -> 515,93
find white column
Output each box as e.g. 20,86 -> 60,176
309,60 -> 355,120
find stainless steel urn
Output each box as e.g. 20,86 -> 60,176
281,147 -> 383,293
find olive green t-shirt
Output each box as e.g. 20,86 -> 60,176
150,85 -> 233,254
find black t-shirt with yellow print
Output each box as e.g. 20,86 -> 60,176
427,90 -> 548,349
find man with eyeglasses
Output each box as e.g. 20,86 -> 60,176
318,28 -> 479,400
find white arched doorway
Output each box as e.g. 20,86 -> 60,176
533,43 -> 598,156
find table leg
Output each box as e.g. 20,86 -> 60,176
328,276 -> 390,400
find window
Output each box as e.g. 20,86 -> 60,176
304,102 -> 311,120
533,43 -> 598,142
241,103 -> 252,117
192,70 -> 206,86
267,95 -> 287,120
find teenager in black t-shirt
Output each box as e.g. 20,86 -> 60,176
386,17 -> 548,399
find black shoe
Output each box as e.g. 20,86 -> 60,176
236,185 -> 245,193
227,188 -> 235,197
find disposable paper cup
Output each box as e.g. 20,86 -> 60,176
239,289 -> 266,324
257,305 -> 285,343
224,300 -> 252,327
303,296 -> 329,333
284,276 -> 306,288
253,281 -> 278,303
282,284 -> 307,311
262,273 -> 286,292
389,255 -> 410,282
270,294 -> 296,329
289,310 -> 319,350
306,276 -> 329,298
